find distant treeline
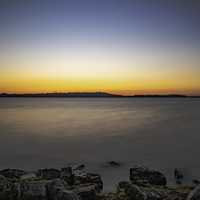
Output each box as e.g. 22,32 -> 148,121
0,92 -> 121,98
0,92 -> 199,98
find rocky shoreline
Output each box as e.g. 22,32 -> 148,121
0,165 -> 199,200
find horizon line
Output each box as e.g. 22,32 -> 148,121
0,92 -> 200,98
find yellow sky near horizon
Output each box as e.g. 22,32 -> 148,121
1,66 -> 200,95
1,43 -> 200,95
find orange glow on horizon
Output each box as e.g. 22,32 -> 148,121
1,75 -> 200,95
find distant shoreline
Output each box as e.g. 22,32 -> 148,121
0,92 -> 200,98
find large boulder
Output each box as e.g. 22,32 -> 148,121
118,182 -> 147,200
105,161 -> 121,167
20,173 -> 37,181
61,166 -> 103,192
0,175 -> 12,199
130,166 -> 167,186
73,165 -> 85,171
75,185 -> 96,200
47,179 -> 80,200
37,168 -> 61,180
187,185 -> 200,200
20,180 -> 50,200
61,190 -> 80,200
0,169 -> 26,179
61,167 -> 75,186
74,171 -> 103,193
118,181 -> 169,200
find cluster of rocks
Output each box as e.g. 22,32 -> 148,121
0,165 -> 103,200
1,165 -> 200,200
99,166 -> 200,200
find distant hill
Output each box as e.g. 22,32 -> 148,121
0,92 -> 122,98
0,92 -> 199,98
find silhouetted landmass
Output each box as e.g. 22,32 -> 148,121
0,92 -> 199,98
0,92 -> 122,98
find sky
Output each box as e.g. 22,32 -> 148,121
0,0 -> 200,95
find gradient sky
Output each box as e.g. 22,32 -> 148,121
0,0 -> 200,95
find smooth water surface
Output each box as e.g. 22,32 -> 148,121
0,98 -> 200,190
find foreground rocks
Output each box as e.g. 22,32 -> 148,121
0,165 -> 199,200
99,166 -> 197,200
187,185 -> 200,200
0,166 -> 103,200
130,166 -> 167,186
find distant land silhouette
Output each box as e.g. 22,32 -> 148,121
0,92 -> 199,98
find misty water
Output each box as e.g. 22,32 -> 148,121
0,97 -> 200,191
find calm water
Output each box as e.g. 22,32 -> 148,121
0,97 -> 200,190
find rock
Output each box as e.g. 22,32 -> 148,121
61,167 -> 103,193
20,173 -> 37,181
87,173 -> 103,193
117,181 -> 132,191
130,166 -> 167,186
107,161 -> 121,167
174,168 -> 183,184
0,167 -> 102,200
117,181 -> 192,200
37,168 -> 61,180
11,182 -> 21,199
0,169 -> 26,179
75,185 -> 96,200
0,175 -> 11,199
61,167 -> 75,186
20,180 -> 50,200
61,190 -> 80,200
0,175 -> 23,200
193,179 -> 200,185
124,184 -> 147,200
73,165 -> 85,171
187,185 -> 200,200
74,172 -> 103,193
47,179 -> 80,200
164,190 -> 188,200
118,182 -> 164,200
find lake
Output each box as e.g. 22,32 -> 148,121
0,97 -> 200,191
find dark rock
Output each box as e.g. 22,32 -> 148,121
0,167 -> 102,200
130,166 -> 167,186
0,175 -> 22,200
75,185 -> 96,200
20,180 -> 50,200
87,173 -> 103,193
174,168 -> 183,184
61,190 -> 80,200
73,165 -> 85,171
117,181 -> 132,191
47,179 -> 80,200
107,161 -> 121,167
0,175 -> 12,199
61,167 -> 75,186
74,172 -> 103,193
162,191 -> 187,200
61,167 -> 103,193
123,184 -> 147,200
0,169 -> 26,179
187,185 -> 200,200
20,173 -> 37,181
193,179 -> 200,185
117,182 -> 164,200
176,180 -> 182,185
37,168 -> 61,180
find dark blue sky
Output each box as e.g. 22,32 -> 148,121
0,0 -> 199,48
